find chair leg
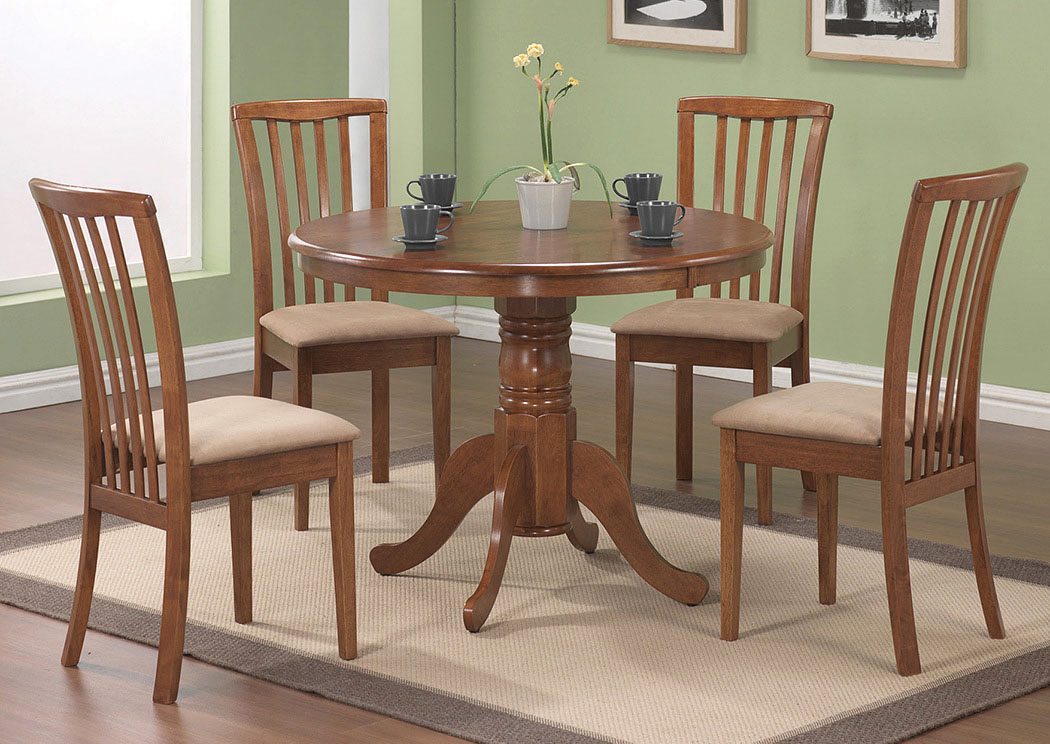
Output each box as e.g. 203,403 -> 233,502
752,351 -> 773,525
328,442 -> 357,660
153,508 -> 191,704
964,471 -> 1004,639
254,348 -> 274,399
292,353 -> 313,531
372,369 -> 390,484
229,493 -> 253,624
720,429 -> 745,641
881,482 -> 921,676
675,363 -> 693,481
61,506 -> 102,667
431,337 -> 452,482
615,335 -> 635,482
789,348 -> 817,492
816,474 -> 838,605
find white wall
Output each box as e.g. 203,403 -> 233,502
348,0 -> 391,209
0,0 -> 202,295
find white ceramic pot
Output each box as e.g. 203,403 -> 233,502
515,176 -> 575,230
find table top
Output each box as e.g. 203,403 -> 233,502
290,200 -> 772,298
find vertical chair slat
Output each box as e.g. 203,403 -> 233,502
733,119 -> 750,217
289,121 -> 317,304
926,200 -> 985,474
911,200 -> 965,479
713,115 -> 727,212
106,216 -> 159,501
338,117 -> 354,304
266,120 -> 296,309
338,116 -> 353,212
314,120 -> 331,219
768,118 -> 796,305
676,111 -> 695,208
369,111 -> 388,208
68,217 -> 119,489
952,197 -> 1009,463
85,218 -> 133,493
749,120 -> 775,300
731,118 -> 746,300
941,199 -> 996,468
314,121 -> 334,305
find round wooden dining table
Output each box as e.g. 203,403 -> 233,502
290,200 -> 772,631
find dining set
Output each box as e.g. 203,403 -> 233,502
31,94 -> 1028,703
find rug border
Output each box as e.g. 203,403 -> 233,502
2,442 -> 1049,744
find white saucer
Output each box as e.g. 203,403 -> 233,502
630,230 -> 683,243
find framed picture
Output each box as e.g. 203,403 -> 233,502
608,0 -> 747,55
807,0 -> 966,68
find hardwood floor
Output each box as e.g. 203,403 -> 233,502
1,337 -> 1048,742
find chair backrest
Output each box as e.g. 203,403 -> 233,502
881,163 -> 1028,482
232,98 -> 389,323
676,96 -> 833,316
29,179 -> 190,503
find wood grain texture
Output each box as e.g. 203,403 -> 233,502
616,97 -> 832,488
29,179 -> 359,704
2,338 -> 1049,741
233,98 -> 452,517
718,163 -> 1027,677
290,200 -> 771,298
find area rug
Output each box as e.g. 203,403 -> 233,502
2,445 -> 1050,744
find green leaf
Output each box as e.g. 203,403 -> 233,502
558,161 -> 613,215
468,165 -> 542,213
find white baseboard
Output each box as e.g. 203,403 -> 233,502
0,338 -> 257,414
4,303 -> 1048,432
448,305 -> 1050,432
0,306 -> 459,414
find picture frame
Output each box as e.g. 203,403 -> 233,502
807,0 -> 966,68
608,0 -> 747,55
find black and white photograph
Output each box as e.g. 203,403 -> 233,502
609,0 -> 745,54
624,0 -> 725,32
807,0 -> 965,67
825,0 -> 939,42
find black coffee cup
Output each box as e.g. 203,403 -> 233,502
401,203 -> 454,241
612,172 -> 662,205
636,200 -> 685,237
407,173 -> 457,207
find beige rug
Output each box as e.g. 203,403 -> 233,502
2,445 -> 1050,744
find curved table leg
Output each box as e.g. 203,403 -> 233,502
565,496 -> 599,554
571,441 -> 708,605
464,445 -> 531,632
370,434 -> 495,576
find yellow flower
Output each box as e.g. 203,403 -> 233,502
568,77 -> 579,86
526,43 -> 544,57
513,53 -> 529,68
554,62 -> 564,72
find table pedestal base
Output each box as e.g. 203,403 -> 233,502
369,298 -> 708,631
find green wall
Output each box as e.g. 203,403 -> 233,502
452,0 -> 1049,392
6,1 -> 1046,397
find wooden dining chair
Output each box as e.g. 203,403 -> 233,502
714,163 -> 1028,676
232,98 -> 458,531
30,179 -> 360,704
612,97 -> 833,523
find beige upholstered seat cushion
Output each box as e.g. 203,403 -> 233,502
115,395 -> 360,466
610,298 -> 803,343
260,301 -> 460,348
711,382 -> 918,446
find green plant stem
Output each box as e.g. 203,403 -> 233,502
537,88 -> 549,178
546,116 -> 554,176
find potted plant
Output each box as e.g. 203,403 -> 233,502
469,43 -> 612,230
